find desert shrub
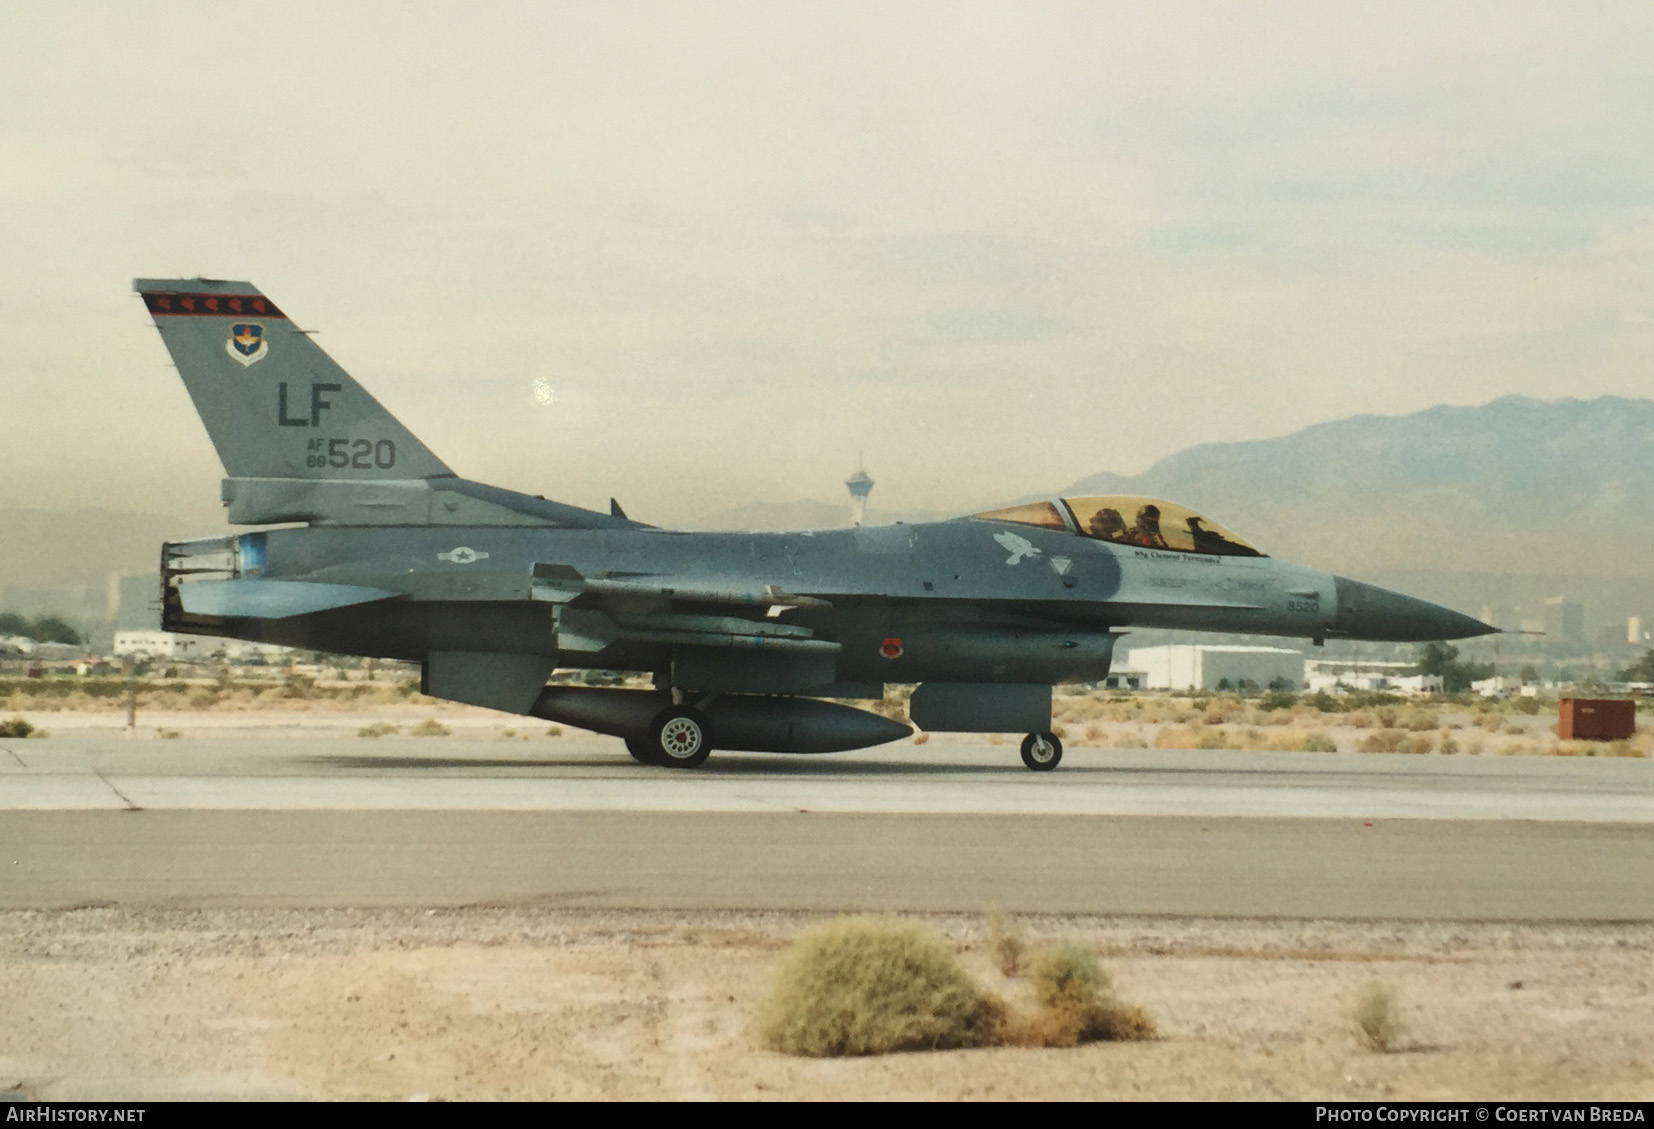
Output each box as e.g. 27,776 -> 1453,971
1352,981 -> 1405,1051
409,719 -> 450,737
1115,730 -> 1147,749
1308,690 -> 1343,714
1258,690 -> 1297,712
1345,711 -> 1377,730
985,906 -> 1025,977
155,728 -> 180,739
1513,696 -> 1542,715
1357,729 -> 1409,753
757,918 -> 1003,1056
1153,726 -> 1197,749
1346,690 -> 1404,709
0,717 -> 33,738
1028,942 -> 1109,1008
1438,730 -> 1459,755
1017,943 -> 1158,1047
1405,733 -> 1434,754
544,726 -> 563,737
1201,700 -> 1243,726
357,722 -> 399,738
1302,732 -> 1338,753
1398,707 -> 1438,732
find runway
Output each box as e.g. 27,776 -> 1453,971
3,732 -> 1652,919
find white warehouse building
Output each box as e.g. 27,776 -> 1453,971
112,630 -> 290,663
1126,644 -> 1305,692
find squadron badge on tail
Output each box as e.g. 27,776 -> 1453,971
225,322 -> 267,367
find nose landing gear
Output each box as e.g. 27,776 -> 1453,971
1020,731 -> 1062,771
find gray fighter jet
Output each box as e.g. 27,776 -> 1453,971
135,278 -> 1495,770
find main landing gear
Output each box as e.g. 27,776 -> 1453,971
638,705 -> 714,769
1020,731 -> 1063,772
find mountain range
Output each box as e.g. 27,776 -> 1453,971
1060,395 -> 1654,580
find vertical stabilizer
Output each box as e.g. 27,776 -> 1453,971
134,278 -> 452,482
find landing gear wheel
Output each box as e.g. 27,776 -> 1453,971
649,707 -> 714,769
1020,732 -> 1062,772
624,735 -> 657,764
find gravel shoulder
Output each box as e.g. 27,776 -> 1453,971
2,908 -> 1650,1101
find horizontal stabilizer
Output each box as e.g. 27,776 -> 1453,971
179,579 -> 399,619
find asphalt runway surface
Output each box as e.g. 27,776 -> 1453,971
3,732 -> 1652,919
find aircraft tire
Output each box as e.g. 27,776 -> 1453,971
624,735 -> 658,764
1020,732 -> 1062,772
649,706 -> 714,769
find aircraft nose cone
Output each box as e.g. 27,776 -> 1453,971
1332,576 -> 1497,642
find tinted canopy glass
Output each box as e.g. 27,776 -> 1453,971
973,495 -> 1264,556
1065,496 -> 1263,556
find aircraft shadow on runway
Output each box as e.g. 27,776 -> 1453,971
298,751 -> 1538,786
305,753 -> 1029,777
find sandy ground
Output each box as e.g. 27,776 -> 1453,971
1,908 -> 1650,1101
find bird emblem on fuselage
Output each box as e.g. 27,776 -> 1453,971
992,531 -> 1041,566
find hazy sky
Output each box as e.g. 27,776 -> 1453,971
3,2 -> 1652,527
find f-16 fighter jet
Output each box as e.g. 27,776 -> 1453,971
135,278 -> 1495,770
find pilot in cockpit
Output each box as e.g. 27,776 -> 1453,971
1086,507 -> 1130,543
1131,504 -> 1170,549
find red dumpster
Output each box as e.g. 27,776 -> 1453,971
1558,698 -> 1636,741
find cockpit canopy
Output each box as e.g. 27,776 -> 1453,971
973,495 -> 1265,557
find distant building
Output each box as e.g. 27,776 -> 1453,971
1102,668 -> 1145,691
0,634 -> 36,657
845,465 -> 874,527
112,630 -> 289,663
1544,597 -> 1584,645
1305,659 -> 1442,696
1127,644 -> 1304,692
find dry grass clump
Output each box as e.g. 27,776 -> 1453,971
1357,728 -> 1431,753
985,906 -> 1025,976
757,917 -> 1157,1058
1015,942 -> 1157,1047
1154,725 -> 1229,750
357,722 -> 400,738
1552,739 -> 1645,758
1352,980 -> 1406,1052
0,717 -> 35,738
409,718 -> 451,737
756,917 -> 1004,1056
